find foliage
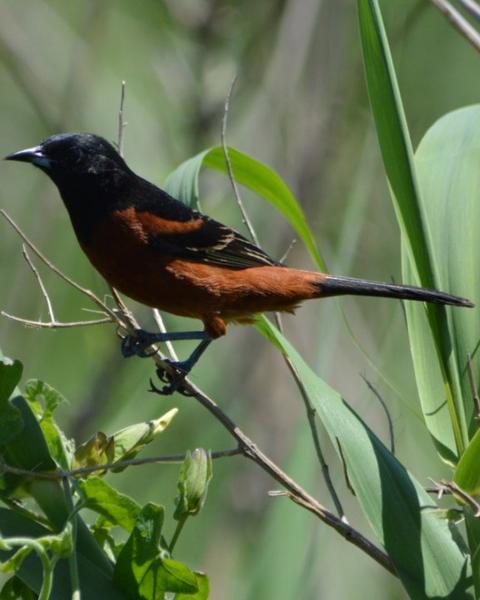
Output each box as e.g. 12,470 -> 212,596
1,1 -> 480,599
0,358 -> 209,599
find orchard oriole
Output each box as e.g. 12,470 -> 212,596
5,133 -> 474,393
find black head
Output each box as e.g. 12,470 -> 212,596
4,133 -> 129,185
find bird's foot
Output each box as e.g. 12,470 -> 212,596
149,359 -> 194,397
121,329 -> 163,358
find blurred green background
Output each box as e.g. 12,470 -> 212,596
0,1 -> 479,598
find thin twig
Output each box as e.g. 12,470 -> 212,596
336,438 -> 355,496
361,376 -> 395,455
221,82 -> 345,521
158,377 -> 395,574
0,447 -> 241,481
221,75 -> 260,246
438,480 -> 480,516
0,210 -> 120,325
2,88 -> 396,575
3,243 -> 110,328
429,0 -> 480,52
279,238 -> 297,264
458,0 -> 480,20
1,313 -> 111,329
117,80 -> 127,156
153,309 -> 179,361
4,216 -> 394,575
466,353 -> 480,424
274,312 -> 346,520
22,244 -> 55,322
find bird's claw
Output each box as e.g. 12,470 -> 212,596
149,361 -> 194,397
121,330 -> 159,358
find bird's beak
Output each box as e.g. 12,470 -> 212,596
4,146 -> 45,163
4,145 -> 53,169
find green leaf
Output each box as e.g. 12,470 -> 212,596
155,559 -> 198,595
358,0 -> 434,288
164,146 -> 326,270
79,477 -> 141,532
407,106 -> 480,462
358,0 -> 471,460
257,317 -> 473,599
0,360 -> 23,447
455,428 -> 480,494
0,576 -> 36,600
0,358 -> 22,405
465,510 -> 480,596
175,572 -> 209,599
174,449 -> 212,520
114,503 -> 165,596
2,396 -> 56,474
24,380 -> 72,470
24,380 -> 65,417
114,503 -> 198,598
0,509 -> 127,600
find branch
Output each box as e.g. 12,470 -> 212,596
117,80 -> 127,156
1,84 -> 395,575
1,313 -> 111,329
458,0 -> 480,20
0,447 -> 241,480
361,375 -> 395,455
147,370 -> 394,573
220,80 -> 346,521
221,75 -> 260,246
22,244 -> 55,322
0,210 -> 121,327
429,0 -> 480,52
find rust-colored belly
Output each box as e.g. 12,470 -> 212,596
78,210 -> 322,326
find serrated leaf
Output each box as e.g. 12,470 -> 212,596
24,380 -> 72,470
24,380 -> 65,417
79,477 -> 141,532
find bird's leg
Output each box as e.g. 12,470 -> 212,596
152,337 -> 213,396
121,329 -> 208,358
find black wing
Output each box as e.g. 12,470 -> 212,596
153,214 -> 278,268
134,179 -> 279,269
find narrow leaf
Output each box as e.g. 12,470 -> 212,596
257,317 -> 472,599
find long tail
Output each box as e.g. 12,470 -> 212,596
316,275 -> 474,308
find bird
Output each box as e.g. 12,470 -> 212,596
5,133 -> 474,393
